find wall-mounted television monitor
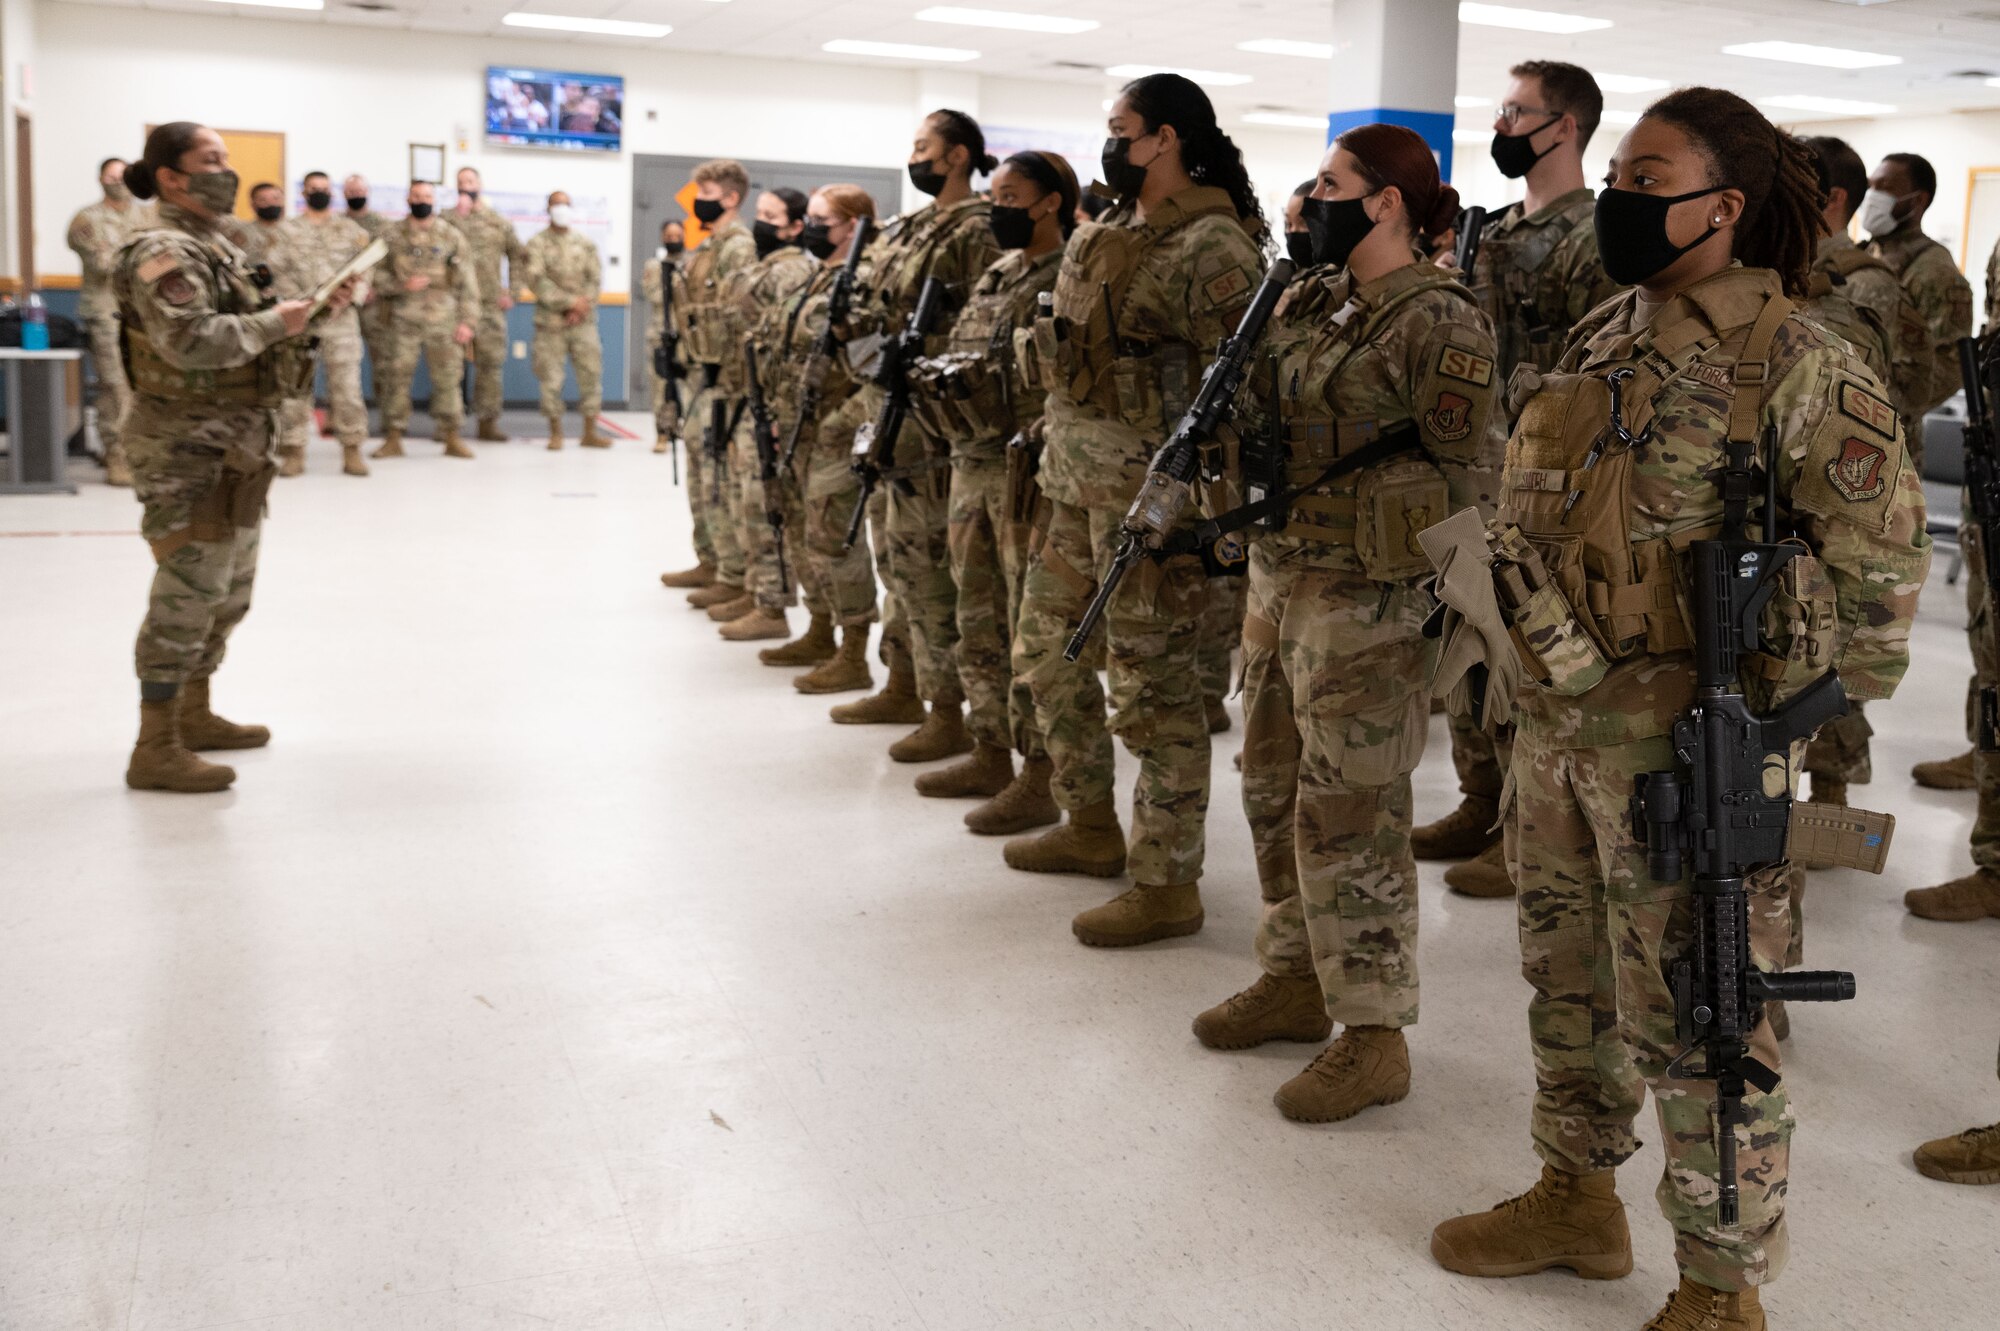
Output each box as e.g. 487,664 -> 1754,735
486,67 -> 624,153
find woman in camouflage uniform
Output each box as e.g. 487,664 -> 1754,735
1429,90 -> 1929,1331
1189,125 -> 1502,1122
1004,73 -> 1267,947
115,122 -> 346,793
905,151 -> 1079,833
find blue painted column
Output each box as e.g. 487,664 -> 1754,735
1329,0 -> 1460,175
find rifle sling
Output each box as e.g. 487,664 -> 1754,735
1163,423 -> 1422,556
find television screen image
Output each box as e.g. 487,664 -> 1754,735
486,67 -> 624,153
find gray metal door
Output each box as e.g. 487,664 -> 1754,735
628,155 -> 906,405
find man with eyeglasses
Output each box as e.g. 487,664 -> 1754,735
1413,60 -> 1621,898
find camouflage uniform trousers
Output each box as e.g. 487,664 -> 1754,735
1241,548 -> 1430,1028
1197,576 -> 1247,711
532,320 -> 603,420
1513,719 -> 1794,1291
83,312 -> 133,457
282,311 -> 367,451
380,314 -> 465,433
1963,520 -> 2000,877
358,299 -> 397,419
684,375 -> 744,584
800,444 -> 880,628
947,457 -> 1041,756
884,475 -> 962,704
1445,711 -> 1509,804
1013,497 -> 1210,886
467,306 -> 509,425
129,433 -> 271,686
730,414 -> 801,615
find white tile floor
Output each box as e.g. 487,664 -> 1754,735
2,418 -> 1996,1330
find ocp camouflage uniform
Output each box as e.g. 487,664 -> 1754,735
441,202 -> 529,430
279,212 -> 372,452
351,210 -> 398,404
670,220 -> 758,581
1443,188 -> 1621,838
66,195 -> 154,473
525,226 -> 604,425
1870,223 -> 1975,448
1012,185 -> 1264,888
909,245 -> 1061,757
1500,265 -> 1928,1290
641,252 -> 686,435
375,218 -> 478,435
115,202 -> 313,687
1237,263 -> 1501,1027
853,197 -> 1003,708
724,243 -> 818,612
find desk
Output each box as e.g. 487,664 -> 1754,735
0,347 -> 82,494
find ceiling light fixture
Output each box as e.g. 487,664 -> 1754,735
1236,38 -> 1335,60
1592,73 -> 1670,94
915,7 -> 1098,34
502,12 -> 669,36
1761,93 -> 1898,115
1458,4 -> 1612,35
1721,40 -> 1900,69
1104,63 -> 1253,86
1243,112 -> 1328,129
823,38 -> 980,61
204,0 -> 325,9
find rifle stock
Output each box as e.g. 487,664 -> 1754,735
844,275 -> 948,551
745,342 -> 789,594
779,216 -> 875,470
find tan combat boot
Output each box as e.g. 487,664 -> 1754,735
1808,774 -> 1848,805
1205,696 -> 1231,734
794,627 -> 873,695
372,431 -> 405,459
177,677 -> 271,750
1192,973 -> 1332,1050
126,698 -> 235,793
547,417 -> 565,450
830,648 -> 925,725
661,561 -> 717,590
278,445 -> 305,477
706,593 -> 756,623
580,419 -> 612,448
759,613 -> 836,667
687,581 -> 745,610
1273,1025 -> 1410,1122
888,701 -> 974,763
1072,881 -> 1203,947
105,444 -> 133,487
1914,1122 -> 2000,1184
1430,1163 -> 1634,1280
1412,794 -> 1502,860
1914,748 -> 1976,790
915,742 -> 1013,798
1004,799 -> 1126,876
340,444 -> 370,477
720,607 -> 789,641
653,433 -> 671,454
1642,1276 -> 1764,1331
966,756 -> 1060,835
439,424 -> 475,459
1444,841 -> 1513,898
476,417 -> 507,443
1905,870 -> 2000,921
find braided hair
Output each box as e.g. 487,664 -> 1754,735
1641,88 -> 1825,299
1120,73 -> 1266,233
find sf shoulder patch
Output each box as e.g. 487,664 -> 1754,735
1202,265 -> 1252,310
1425,392 -> 1474,442
1837,380 -> 1897,439
1436,345 -> 1494,388
1827,437 -> 1889,502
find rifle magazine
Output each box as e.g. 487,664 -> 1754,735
1785,801 -> 1894,874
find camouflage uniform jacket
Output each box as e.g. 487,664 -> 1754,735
726,245 -> 816,392
1467,186 -> 1620,393
641,251 -> 683,342
1037,185 -> 1267,510
351,211 -> 394,244
1236,261 -> 1503,572
1869,224 -> 1974,417
770,252 -> 876,454
280,212 -> 373,305
241,218 -> 306,299
67,197 -> 154,319
524,227 -> 602,331
915,247 -> 1061,462
441,201 -> 528,307
376,218 -> 478,330
859,196 -> 1002,340
1801,231 -> 1924,419
1504,263 -> 1930,749
671,220 -> 757,370
113,202 -> 301,464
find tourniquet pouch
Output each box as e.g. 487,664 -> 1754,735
231,462 -> 278,527
1746,544 -> 1838,711
1356,457 -> 1450,583
1490,524 -> 1609,696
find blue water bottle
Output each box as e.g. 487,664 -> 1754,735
21,291 -> 49,351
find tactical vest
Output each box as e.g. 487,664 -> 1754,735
1495,268 -> 1826,697
1805,245 -> 1893,300
1473,194 -> 1594,378
681,225 -> 750,368
121,236 -> 311,408
909,252 -> 1053,454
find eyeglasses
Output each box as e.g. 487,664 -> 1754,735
1495,103 -> 1554,127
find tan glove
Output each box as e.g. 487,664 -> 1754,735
1418,507 -> 1522,728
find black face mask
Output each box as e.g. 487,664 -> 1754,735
692,197 -> 726,225
1302,195 -> 1376,268
801,221 -> 837,261
664,241 -> 686,257
1285,231 -> 1316,268
408,202 -> 434,220
254,204 -> 283,223
752,220 -> 789,259
1101,136 -> 1151,198
1490,117 -> 1560,180
908,159 -> 949,198
346,195 -> 368,212
460,189 -> 480,204
304,190 -> 332,212
989,204 -> 1038,251
1593,185 -> 1723,286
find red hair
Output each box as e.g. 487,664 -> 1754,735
1334,123 -> 1461,243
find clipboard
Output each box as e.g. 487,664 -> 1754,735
307,238 -> 389,323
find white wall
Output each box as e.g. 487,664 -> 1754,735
2,0 -> 37,279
